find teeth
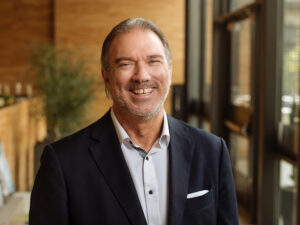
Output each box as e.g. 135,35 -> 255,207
133,88 -> 152,95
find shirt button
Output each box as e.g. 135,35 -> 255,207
146,156 -> 149,160
149,190 -> 153,195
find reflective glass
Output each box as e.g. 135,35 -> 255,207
229,132 -> 253,211
230,0 -> 255,11
200,120 -> 211,132
278,160 -> 297,225
186,0 -> 201,127
203,0 -> 213,102
230,19 -> 254,107
229,133 -> 252,178
278,0 -> 300,155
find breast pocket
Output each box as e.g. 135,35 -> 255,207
186,187 -> 214,211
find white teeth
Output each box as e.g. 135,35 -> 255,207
133,88 -> 152,95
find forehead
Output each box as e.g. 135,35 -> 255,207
108,29 -> 166,59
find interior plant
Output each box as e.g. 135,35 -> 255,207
30,43 -> 97,139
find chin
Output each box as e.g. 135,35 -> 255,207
128,104 -> 164,120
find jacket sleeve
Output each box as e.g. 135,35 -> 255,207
217,138 -> 239,225
29,144 -> 70,225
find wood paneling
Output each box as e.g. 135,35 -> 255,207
54,0 -> 185,120
0,0 -> 53,93
0,0 -> 184,191
0,98 -> 47,191
0,0 -> 184,190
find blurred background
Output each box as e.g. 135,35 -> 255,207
0,0 -> 299,224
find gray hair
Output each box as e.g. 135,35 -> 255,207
101,18 -> 172,73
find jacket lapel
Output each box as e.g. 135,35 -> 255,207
89,112 -> 147,225
167,116 -> 195,225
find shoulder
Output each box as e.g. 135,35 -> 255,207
49,111 -> 113,155
167,115 -> 227,158
167,115 -> 221,143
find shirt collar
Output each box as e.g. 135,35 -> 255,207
110,109 -> 130,145
110,108 -> 170,148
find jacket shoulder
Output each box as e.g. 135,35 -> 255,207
167,115 -> 227,160
167,115 -> 221,143
50,111 -> 112,154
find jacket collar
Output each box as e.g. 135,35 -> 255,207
167,116 -> 195,225
89,111 -> 148,225
89,111 -> 195,225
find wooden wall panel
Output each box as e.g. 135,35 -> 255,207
0,98 -> 46,191
55,0 -> 185,121
0,0 -> 53,93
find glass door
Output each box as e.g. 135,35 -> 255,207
276,0 -> 300,224
212,1 -> 261,222
226,16 -> 256,219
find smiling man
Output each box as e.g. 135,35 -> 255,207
29,18 -> 239,225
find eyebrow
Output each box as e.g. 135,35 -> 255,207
114,54 -> 164,64
115,57 -> 134,64
148,54 -> 164,60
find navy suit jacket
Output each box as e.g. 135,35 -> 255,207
29,111 -> 239,225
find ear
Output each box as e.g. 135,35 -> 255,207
101,69 -> 111,98
101,68 -> 110,85
168,64 -> 173,86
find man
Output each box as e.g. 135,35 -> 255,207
29,18 -> 239,225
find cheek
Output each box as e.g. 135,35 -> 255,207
109,75 -> 129,92
150,67 -> 170,81
161,70 -> 172,87
150,66 -> 164,75
168,73 -> 172,85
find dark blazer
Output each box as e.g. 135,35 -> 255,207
29,111 -> 239,225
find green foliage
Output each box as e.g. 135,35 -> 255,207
30,44 -> 96,138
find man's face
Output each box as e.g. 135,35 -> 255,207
102,28 -> 172,119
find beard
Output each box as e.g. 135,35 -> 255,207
110,82 -> 170,120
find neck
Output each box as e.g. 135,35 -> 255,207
113,106 -> 165,152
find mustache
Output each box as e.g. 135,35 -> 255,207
127,81 -> 158,90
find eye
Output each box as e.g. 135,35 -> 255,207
118,61 -> 133,68
149,59 -> 162,65
119,63 -> 129,67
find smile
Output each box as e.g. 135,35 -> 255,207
132,88 -> 153,95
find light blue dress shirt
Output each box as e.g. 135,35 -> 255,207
111,109 -> 170,225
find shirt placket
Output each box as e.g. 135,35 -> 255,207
143,154 -> 161,225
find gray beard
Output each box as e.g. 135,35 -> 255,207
111,86 -> 170,120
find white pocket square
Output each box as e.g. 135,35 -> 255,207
187,190 -> 209,199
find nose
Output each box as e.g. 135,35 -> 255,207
133,61 -> 151,83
